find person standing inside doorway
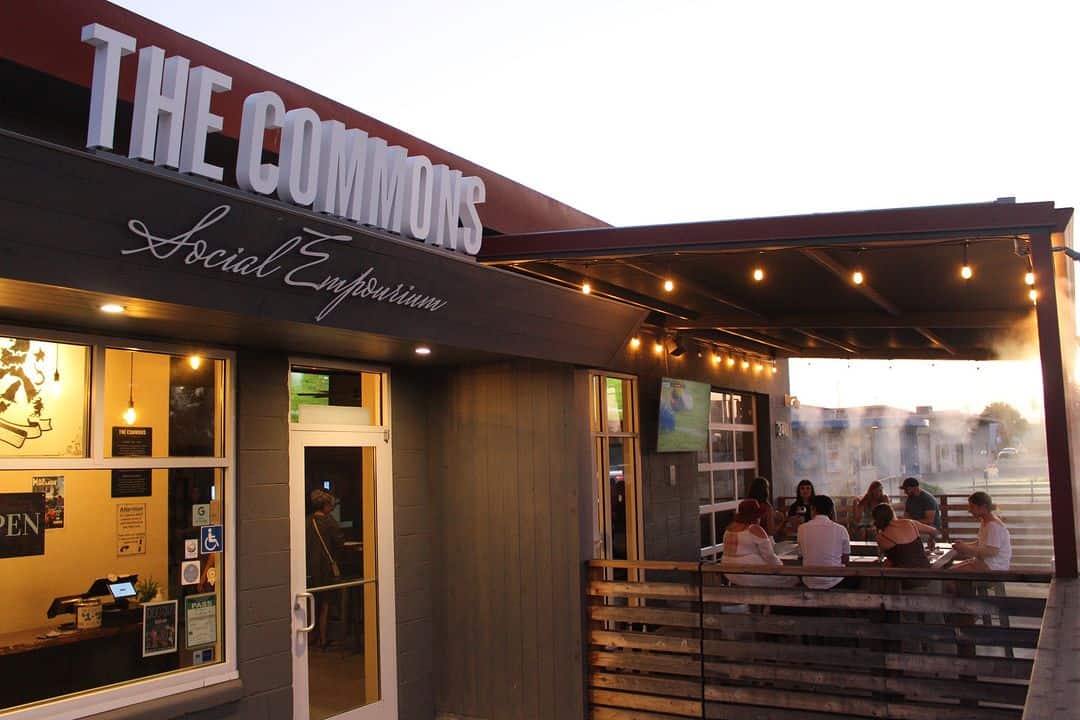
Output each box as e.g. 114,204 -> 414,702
306,489 -> 344,648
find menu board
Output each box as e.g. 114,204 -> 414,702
113,427 -> 152,456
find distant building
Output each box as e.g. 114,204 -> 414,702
792,405 -> 1001,495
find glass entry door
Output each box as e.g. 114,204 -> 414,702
289,429 -> 396,720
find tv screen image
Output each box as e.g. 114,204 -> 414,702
657,377 -> 710,452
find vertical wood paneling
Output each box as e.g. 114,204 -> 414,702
430,360 -> 587,720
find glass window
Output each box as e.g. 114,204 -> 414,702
697,390 -> 760,555
0,337 -> 90,458
712,470 -> 736,503
0,467 -> 226,710
700,512 -> 713,550
105,349 -> 225,458
0,333 -> 232,714
605,377 -> 630,433
290,366 -> 381,425
589,373 -> 640,563
735,431 -> 756,462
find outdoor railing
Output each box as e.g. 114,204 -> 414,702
777,492 -> 1053,567
586,559 -> 1052,720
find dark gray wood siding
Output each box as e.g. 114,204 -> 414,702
424,361 -> 590,720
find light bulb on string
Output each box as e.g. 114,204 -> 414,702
629,337 -> 641,350
1029,288 -> 1038,303
960,242 -> 973,280
741,358 -> 750,371
726,356 -> 736,368
581,281 -> 591,295
188,354 -> 203,370
1025,271 -> 1035,286
663,278 -> 674,293
852,269 -> 864,285
124,351 -> 137,425
653,340 -> 664,355
711,351 -> 720,365
752,267 -> 764,282
753,362 -> 763,373
51,344 -> 62,397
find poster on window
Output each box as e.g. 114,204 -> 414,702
142,600 -> 178,657
185,592 -> 218,648
32,475 -> 64,529
0,338 -> 89,458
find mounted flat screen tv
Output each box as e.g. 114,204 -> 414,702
657,377 -> 710,452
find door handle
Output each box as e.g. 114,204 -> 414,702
295,591 -> 315,632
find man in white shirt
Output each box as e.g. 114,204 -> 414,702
797,495 -> 851,589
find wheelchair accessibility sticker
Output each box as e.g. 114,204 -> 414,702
199,525 -> 223,555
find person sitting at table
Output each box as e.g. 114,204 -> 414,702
797,495 -> 851,589
900,477 -> 942,532
746,476 -> 781,538
952,491 -> 1012,571
853,480 -> 890,541
782,479 -> 815,537
721,499 -> 799,588
871,503 -> 937,568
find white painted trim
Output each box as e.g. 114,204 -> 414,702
0,330 -> 238,720
288,363 -> 397,720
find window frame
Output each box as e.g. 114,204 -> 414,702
588,371 -> 643,563
697,389 -> 759,560
0,324 -> 238,720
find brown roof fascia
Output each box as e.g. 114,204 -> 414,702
1,0 -> 608,235
479,200 -> 1064,262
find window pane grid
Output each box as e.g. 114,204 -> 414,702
699,389 -> 758,554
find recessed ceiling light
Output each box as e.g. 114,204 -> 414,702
415,346 -> 432,356
100,303 -> 126,314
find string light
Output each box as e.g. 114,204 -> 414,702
752,267 -> 764,282
741,358 -> 750,371
581,281 -> 591,295
629,337 -> 641,350
653,340 -> 664,355
711,351 -> 720,365
1025,271 -> 1035,286
753,362 -> 764,373
960,242 -> 973,280
771,363 -> 778,375
663,279 -> 675,293
726,356 -> 736,368
188,354 -> 203,370
852,269 -> 864,285
1029,288 -> 1038,303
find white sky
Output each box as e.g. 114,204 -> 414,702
110,0 -> 1076,419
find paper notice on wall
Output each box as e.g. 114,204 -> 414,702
117,533 -> 145,556
117,503 -> 146,534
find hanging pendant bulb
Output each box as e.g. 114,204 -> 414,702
752,267 -> 765,282
188,354 -> 203,370
960,242 -> 973,280
124,351 -> 137,425
852,269 -> 864,285
51,344 -> 62,397
663,278 -> 675,293
1025,271 -> 1035,286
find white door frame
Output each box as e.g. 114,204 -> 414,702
288,422 -> 398,720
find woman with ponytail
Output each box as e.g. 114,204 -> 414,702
953,491 -> 1012,571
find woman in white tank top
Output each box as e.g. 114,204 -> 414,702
721,499 -> 799,588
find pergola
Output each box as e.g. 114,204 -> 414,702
480,198 -> 1079,578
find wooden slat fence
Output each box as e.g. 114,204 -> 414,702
586,559 -> 1052,720
777,493 -> 1054,568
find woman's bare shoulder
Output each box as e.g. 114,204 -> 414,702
748,524 -> 769,539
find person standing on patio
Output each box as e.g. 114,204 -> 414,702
797,495 -> 852,589
952,491 -> 1012,571
901,477 -> 942,532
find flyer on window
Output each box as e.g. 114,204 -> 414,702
31,475 -> 64,529
142,600 -> 178,657
185,592 -> 218,648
